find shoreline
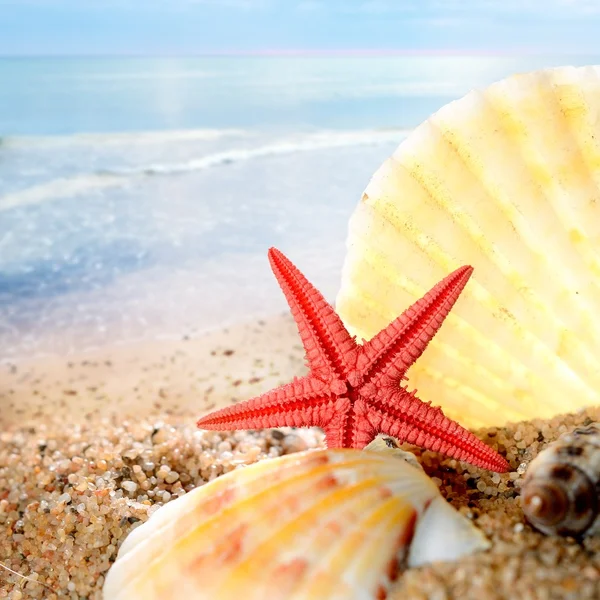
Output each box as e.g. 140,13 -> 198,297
0,312 -> 305,427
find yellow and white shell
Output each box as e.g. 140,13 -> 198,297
336,65 -> 600,429
103,445 -> 489,600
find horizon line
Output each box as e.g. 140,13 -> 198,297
0,47 -> 584,59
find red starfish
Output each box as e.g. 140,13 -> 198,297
197,248 -> 509,472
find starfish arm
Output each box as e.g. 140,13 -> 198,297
197,376 -> 337,432
365,388 -> 509,472
268,248 -> 358,384
358,265 -> 473,385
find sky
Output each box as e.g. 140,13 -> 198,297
1,0 -> 600,56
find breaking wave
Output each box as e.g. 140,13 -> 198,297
0,129 -> 407,211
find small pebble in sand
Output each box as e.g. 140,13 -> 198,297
122,481 -> 138,493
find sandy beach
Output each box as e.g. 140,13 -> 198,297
0,313 -> 304,427
0,313 -> 599,599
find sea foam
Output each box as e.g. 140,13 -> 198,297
0,129 -> 408,210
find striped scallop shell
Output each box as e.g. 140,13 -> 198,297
336,65 -> 600,429
102,445 -> 489,600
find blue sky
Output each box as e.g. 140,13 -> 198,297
1,0 -> 600,55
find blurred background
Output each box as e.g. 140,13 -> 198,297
1,0 -> 599,359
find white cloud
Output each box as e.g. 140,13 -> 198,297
356,0 -> 600,16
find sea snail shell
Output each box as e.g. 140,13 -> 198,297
521,423 -> 600,537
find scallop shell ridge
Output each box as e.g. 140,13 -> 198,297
336,65 -> 600,428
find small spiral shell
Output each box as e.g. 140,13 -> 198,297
521,423 -> 600,536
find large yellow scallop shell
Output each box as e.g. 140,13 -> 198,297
336,66 -> 600,429
102,446 -> 488,600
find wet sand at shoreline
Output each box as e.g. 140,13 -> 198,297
0,313 -> 304,427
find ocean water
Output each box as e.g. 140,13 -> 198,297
1,54 -> 598,358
